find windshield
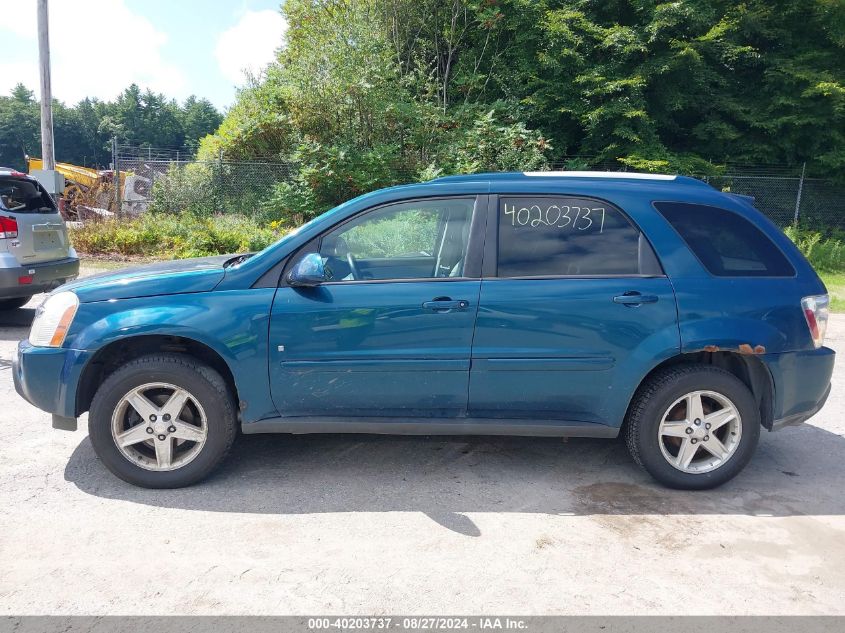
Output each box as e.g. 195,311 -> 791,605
244,217 -> 312,264
0,177 -> 56,213
237,198 -> 358,271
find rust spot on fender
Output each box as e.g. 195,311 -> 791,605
700,344 -> 766,355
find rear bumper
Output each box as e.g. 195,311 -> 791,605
767,346 -> 835,430
772,382 -> 831,430
0,254 -> 79,298
13,339 -> 91,422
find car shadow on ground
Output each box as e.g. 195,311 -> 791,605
0,309 -> 35,341
64,423 -> 845,536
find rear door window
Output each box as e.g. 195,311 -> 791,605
654,201 -> 795,277
0,177 -> 56,213
496,196 -> 654,277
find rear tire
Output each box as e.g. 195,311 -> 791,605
0,296 -> 32,310
624,364 -> 760,490
88,354 -> 237,488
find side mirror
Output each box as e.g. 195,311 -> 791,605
287,252 -> 328,287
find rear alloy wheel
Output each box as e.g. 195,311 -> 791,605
657,390 -> 742,474
89,354 -> 236,488
625,365 -> 760,489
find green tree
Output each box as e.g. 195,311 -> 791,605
522,0 -> 845,171
99,84 -> 185,148
199,0 -> 844,195
179,96 -> 223,150
0,83 -> 223,168
0,84 -> 40,169
205,0 -> 553,220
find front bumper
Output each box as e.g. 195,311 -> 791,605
13,340 -> 91,424
767,346 -> 835,430
0,255 -> 79,299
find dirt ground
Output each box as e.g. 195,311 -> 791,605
1,268 -> 844,615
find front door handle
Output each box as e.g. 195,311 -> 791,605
613,292 -> 659,306
422,297 -> 470,312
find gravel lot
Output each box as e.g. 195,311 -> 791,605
1,271 -> 844,615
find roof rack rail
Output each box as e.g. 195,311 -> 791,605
429,170 -> 715,188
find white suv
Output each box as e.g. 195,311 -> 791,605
0,169 -> 79,310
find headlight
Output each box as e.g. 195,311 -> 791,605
29,291 -> 79,347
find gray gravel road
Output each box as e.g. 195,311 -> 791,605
1,276 -> 844,615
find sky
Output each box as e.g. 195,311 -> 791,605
0,0 -> 288,112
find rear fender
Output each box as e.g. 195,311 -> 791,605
598,322 -> 681,427
680,316 -> 790,356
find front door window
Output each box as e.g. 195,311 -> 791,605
317,198 -> 475,282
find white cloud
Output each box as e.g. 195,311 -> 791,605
0,0 -> 186,104
215,9 -> 287,86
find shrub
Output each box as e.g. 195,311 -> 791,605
148,163 -> 218,216
431,109 -> 551,176
263,140 -> 406,224
783,226 -> 845,272
69,213 -> 284,259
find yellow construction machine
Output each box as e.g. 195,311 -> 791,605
26,158 -> 150,219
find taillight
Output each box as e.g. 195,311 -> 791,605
801,294 -> 830,349
0,216 -> 18,239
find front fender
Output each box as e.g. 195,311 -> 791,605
67,288 -> 278,423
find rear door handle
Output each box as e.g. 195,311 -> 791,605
422,297 -> 470,312
613,292 -> 659,306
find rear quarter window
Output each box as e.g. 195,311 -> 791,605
0,177 -> 56,213
654,201 -> 795,277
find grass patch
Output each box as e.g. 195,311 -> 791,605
70,213 -> 287,259
783,227 -> 845,312
820,272 -> 845,313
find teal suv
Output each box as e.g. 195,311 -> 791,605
13,172 -> 834,489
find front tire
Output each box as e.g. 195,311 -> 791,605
88,354 -> 237,488
624,364 -> 760,490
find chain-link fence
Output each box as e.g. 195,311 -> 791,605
110,143 -> 845,230
112,144 -> 294,217
704,174 -> 841,229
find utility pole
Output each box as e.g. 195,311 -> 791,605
37,0 -> 55,170
112,137 -> 120,212
32,0 -> 64,198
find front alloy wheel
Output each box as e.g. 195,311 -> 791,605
111,383 -> 208,471
89,354 -> 236,488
